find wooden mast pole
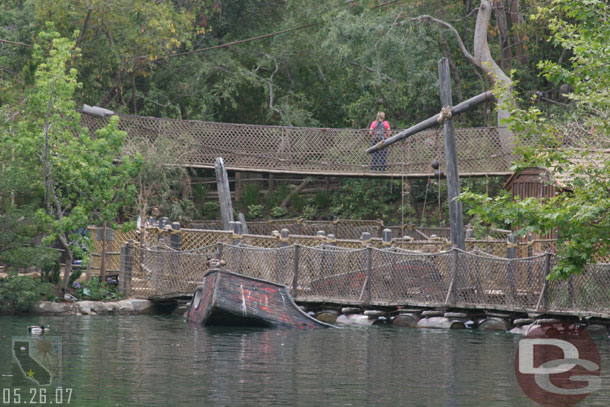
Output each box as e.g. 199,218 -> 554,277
215,157 -> 234,230
438,58 -> 465,250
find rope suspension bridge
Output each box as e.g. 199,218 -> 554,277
82,112 -> 515,178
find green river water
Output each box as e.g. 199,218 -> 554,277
1,315 -> 609,406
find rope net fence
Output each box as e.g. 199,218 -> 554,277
128,242 -> 610,318
89,226 -> 608,276
188,219 -> 385,239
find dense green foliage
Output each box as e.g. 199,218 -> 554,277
461,0 -> 610,279
0,274 -> 57,312
2,26 -> 140,288
1,0 -> 561,126
75,278 -> 123,301
1,0 -> 608,280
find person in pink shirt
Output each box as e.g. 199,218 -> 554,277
369,111 -> 390,171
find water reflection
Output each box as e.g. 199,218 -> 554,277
1,316 -> 609,406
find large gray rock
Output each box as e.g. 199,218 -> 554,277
77,301 -> 117,315
76,301 -> 94,315
129,299 -> 155,314
117,300 -> 135,314
36,301 -> 72,314
35,299 -> 156,315
104,302 -> 119,313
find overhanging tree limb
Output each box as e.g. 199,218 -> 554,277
411,15 -> 486,77
0,39 -> 32,47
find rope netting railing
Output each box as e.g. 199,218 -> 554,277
82,113 -> 515,177
187,219 -> 384,239
130,242 -> 610,317
89,225 -> 581,279
134,244 -> 217,297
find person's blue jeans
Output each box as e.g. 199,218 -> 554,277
371,137 -> 387,171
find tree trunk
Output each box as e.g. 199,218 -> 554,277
493,0 -> 513,71
280,178 -> 310,209
412,1 -> 514,159
509,0 -> 528,65
59,234 -> 73,292
473,0 -> 513,159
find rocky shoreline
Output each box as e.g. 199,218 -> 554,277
32,299 -> 158,316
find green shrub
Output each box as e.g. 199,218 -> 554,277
314,190 -> 332,209
75,278 -> 122,301
192,184 -> 209,203
0,274 -> 57,312
290,193 -> 306,212
265,183 -> 290,208
247,204 -> 264,219
201,201 -> 220,220
301,205 -> 317,220
41,260 -> 61,284
241,182 -> 262,206
270,206 -> 288,218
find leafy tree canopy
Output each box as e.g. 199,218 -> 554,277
461,0 -> 610,279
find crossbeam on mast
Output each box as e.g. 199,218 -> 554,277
366,90 -> 495,153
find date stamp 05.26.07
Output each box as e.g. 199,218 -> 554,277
2,388 -> 73,406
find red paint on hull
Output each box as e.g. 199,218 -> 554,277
186,269 -> 333,329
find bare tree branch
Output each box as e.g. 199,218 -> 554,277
449,7 -> 479,22
0,39 -> 32,47
76,6 -> 93,49
411,14 -> 487,75
349,61 -> 398,84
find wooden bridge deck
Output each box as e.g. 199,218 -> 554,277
83,113 -> 516,178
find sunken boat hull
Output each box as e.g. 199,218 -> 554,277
186,269 -> 332,329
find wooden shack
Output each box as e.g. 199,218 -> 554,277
503,167 -> 562,252
504,167 -> 561,201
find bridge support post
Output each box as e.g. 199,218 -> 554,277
277,229 -> 290,283
506,234 -> 517,307
119,239 -> 134,297
292,245 -> 300,297
326,234 -> 336,282
543,251 -> 552,310
382,229 -> 392,246
445,248 -> 459,306
170,222 -> 181,250
230,221 -> 243,274
215,157 -> 234,230
215,242 -> 223,263
361,232 -> 372,305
